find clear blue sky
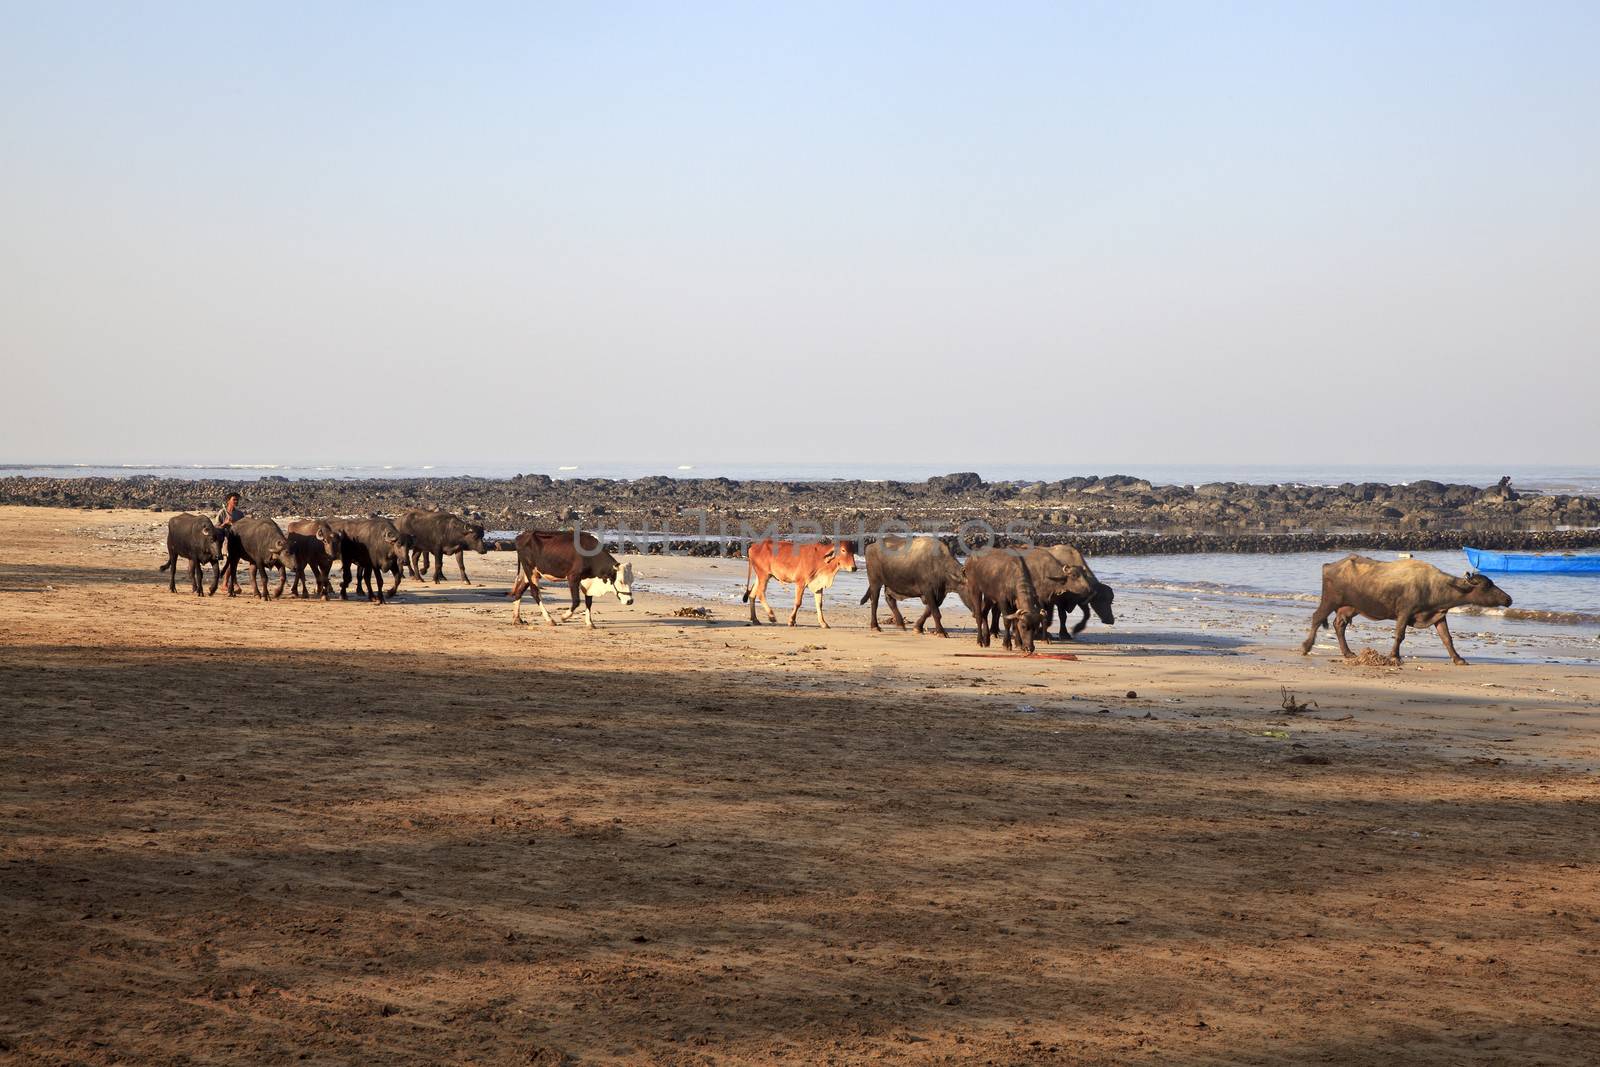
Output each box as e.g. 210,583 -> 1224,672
2,1 -> 1597,466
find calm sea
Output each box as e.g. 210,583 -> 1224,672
4,461 -> 1599,495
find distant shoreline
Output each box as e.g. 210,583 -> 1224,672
5,461 -> 1599,496
4,472 -> 1599,555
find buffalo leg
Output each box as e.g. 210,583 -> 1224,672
273,564 -> 286,599
1333,608 -> 1357,657
165,550 -> 180,592
339,559 -> 353,600
1435,618 -> 1468,665
387,560 -> 402,598
455,549 -> 471,584
1389,616 -> 1408,661
188,558 -> 203,596
886,593 -> 908,631
1301,597 -> 1337,655
864,582 -> 881,631
1072,603 -> 1091,637
975,596 -> 990,647
206,560 -> 219,596
432,550 -> 445,583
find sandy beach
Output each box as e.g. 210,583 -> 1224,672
3,505 -> 1599,1064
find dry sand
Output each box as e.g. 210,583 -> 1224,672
2,506 -> 1598,1064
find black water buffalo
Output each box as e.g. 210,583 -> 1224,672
860,536 -> 969,637
285,518 -> 339,562
160,513 -> 227,596
1041,545 -> 1115,639
397,510 -> 488,584
1301,555 -> 1513,665
282,532 -> 334,599
963,548 -> 1044,653
976,549 -> 1093,645
223,516 -> 291,600
508,530 -> 634,628
333,518 -> 406,603
1019,548 -> 1094,616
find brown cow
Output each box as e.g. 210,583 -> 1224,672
743,539 -> 858,627
508,530 -> 635,628
1301,555 -> 1512,665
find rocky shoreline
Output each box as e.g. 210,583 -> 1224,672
5,472 -> 1599,556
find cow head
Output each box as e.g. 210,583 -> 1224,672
581,561 -> 635,605
1089,582 -> 1116,624
1457,572 -> 1512,609
822,540 -> 859,572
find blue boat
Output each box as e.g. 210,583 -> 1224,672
1463,547 -> 1600,574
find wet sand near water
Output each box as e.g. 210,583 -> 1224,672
3,507 -> 1599,1064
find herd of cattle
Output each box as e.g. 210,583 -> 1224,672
158,509 -> 1516,663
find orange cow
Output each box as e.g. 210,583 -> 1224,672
743,539 -> 858,627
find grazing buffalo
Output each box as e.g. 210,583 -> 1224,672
860,536 -> 969,636
976,549 -> 1093,645
743,539 -> 858,627
160,513 -> 227,596
963,549 -> 1045,653
397,509 -> 488,584
333,518 -> 406,603
508,530 -> 635,627
282,532 -> 334,599
223,517 -> 291,600
1301,555 -> 1513,665
1042,545 -> 1115,639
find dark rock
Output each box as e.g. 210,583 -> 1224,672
927,472 -> 984,494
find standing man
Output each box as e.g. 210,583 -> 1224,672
214,492 -> 245,529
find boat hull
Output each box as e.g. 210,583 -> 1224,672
1463,547 -> 1600,574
